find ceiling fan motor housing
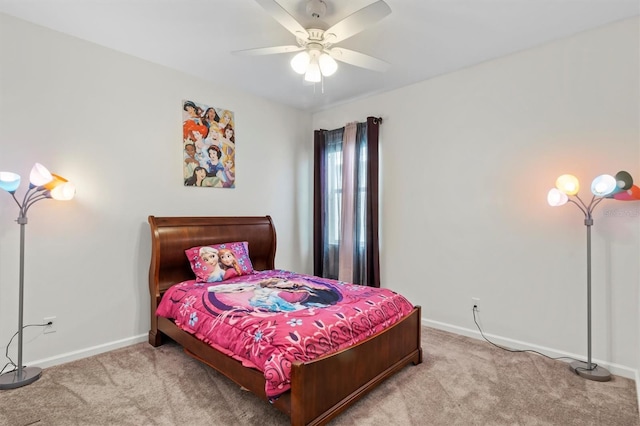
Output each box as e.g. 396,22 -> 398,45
306,0 -> 327,19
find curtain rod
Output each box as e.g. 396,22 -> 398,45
316,116 -> 383,133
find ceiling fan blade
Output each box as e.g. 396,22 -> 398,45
324,0 -> 391,44
327,47 -> 390,72
232,45 -> 304,56
255,0 -> 308,39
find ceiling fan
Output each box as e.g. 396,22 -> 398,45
233,0 -> 392,83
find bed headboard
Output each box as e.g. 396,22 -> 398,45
148,216 -> 277,296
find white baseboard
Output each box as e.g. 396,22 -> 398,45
29,334 -> 148,369
423,318 -> 638,381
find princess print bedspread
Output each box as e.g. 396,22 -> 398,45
156,269 -> 414,398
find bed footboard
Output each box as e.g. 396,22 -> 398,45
289,305 -> 422,426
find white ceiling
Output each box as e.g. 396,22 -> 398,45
1,0 -> 638,112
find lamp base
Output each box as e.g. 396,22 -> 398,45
569,361 -> 611,382
0,366 -> 42,390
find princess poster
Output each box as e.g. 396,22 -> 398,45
182,99 -> 236,188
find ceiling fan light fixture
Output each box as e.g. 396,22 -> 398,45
304,61 -> 322,82
290,51 -> 311,74
318,53 -> 337,76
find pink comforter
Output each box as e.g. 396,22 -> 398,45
156,270 -> 414,398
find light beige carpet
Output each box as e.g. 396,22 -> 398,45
0,327 -> 638,425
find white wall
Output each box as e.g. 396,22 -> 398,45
0,14 -> 312,367
1,11 -> 638,381
313,17 -> 640,377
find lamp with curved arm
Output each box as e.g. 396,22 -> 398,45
547,170 -> 638,382
0,163 -> 75,390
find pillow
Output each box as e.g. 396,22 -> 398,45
186,241 -> 254,283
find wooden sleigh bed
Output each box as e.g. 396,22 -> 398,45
147,215 -> 423,426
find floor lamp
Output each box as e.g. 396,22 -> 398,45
0,163 -> 75,390
547,171 -> 639,382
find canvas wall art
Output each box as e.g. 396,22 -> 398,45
182,99 -> 235,188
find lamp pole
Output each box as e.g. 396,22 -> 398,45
566,195 -> 611,381
0,189 -> 46,390
585,216 -> 592,371
14,217 -> 43,388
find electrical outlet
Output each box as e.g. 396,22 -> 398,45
44,316 -> 56,334
472,297 -> 480,311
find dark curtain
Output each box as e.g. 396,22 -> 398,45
365,116 -> 381,288
313,117 -> 380,287
314,127 -> 343,280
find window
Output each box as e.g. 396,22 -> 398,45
325,147 -> 368,247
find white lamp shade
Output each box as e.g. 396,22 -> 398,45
547,188 -> 569,206
555,174 -> 580,195
29,163 -> 53,186
290,51 -> 310,74
318,53 -> 338,76
304,62 -> 322,82
0,171 -> 21,193
591,174 -> 617,197
50,182 -> 76,200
